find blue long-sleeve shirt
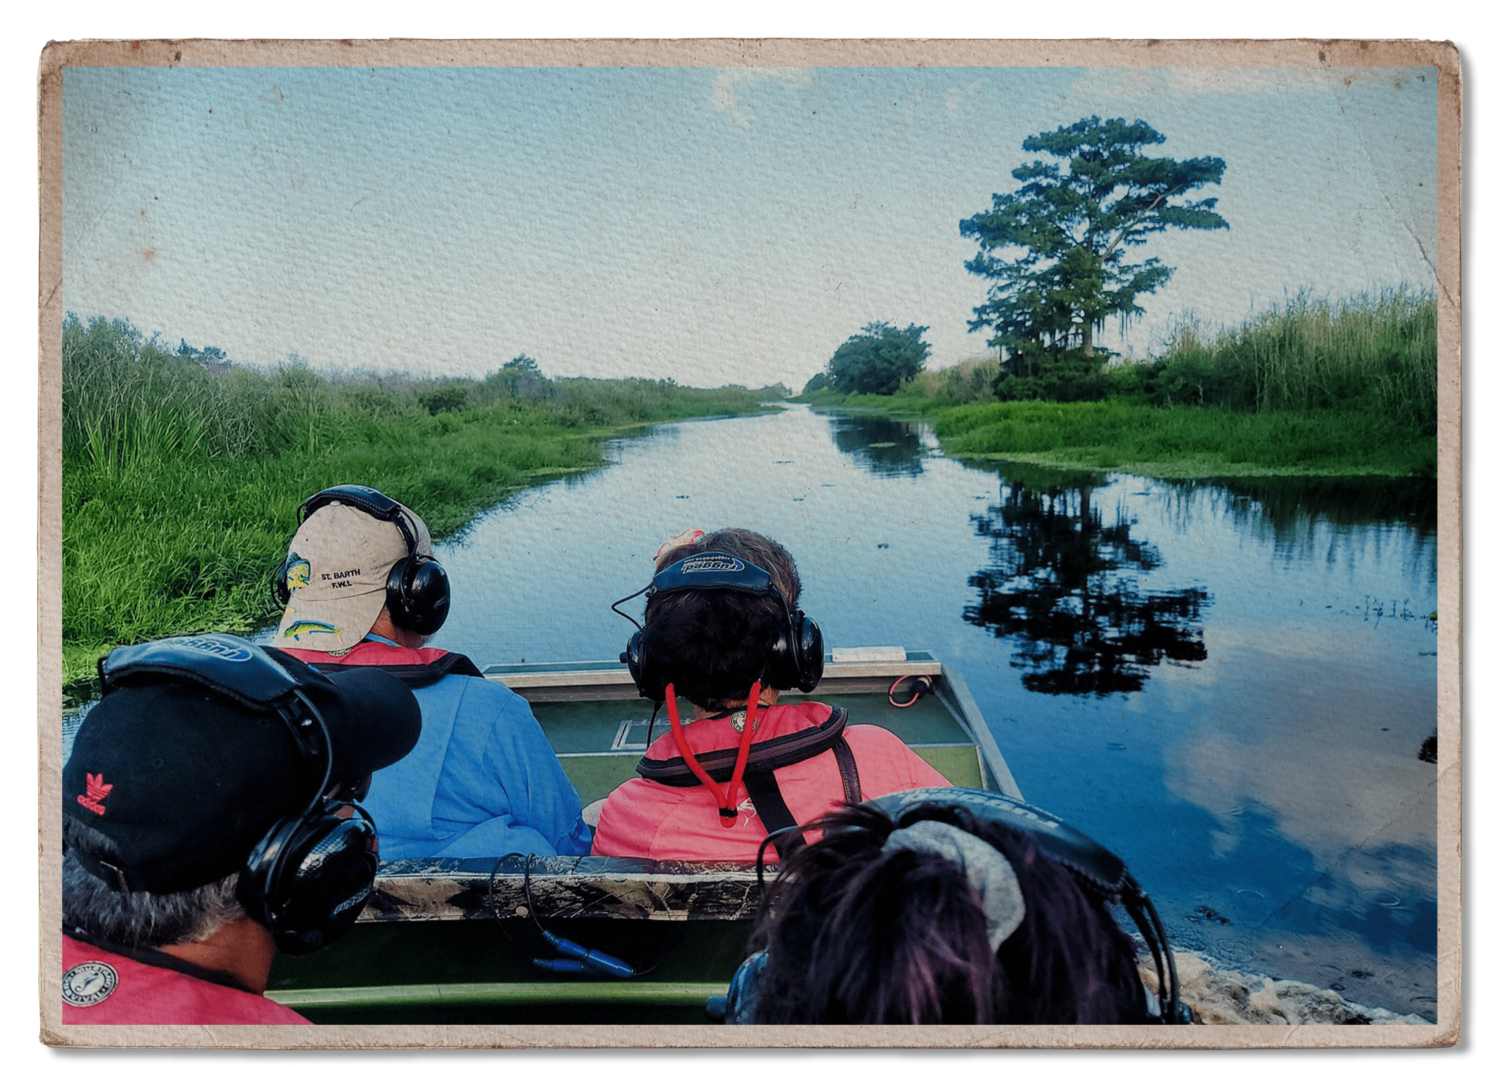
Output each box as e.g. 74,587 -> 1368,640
283,637 -> 592,859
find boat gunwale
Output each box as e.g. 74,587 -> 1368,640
359,648 -> 1020,924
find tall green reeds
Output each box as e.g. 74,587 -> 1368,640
1135,287 -> 1437,433
899,354 -> 1001,406
60,314 -> 784,686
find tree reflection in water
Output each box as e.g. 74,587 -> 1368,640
827,414 -> 927,477
965,466 -> 1210,696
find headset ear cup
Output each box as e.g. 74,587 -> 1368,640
795,612 -> 825,692
239,801 -> 380,956
386,556 -> 451,637
272,557 -> 292,607
625,628 -> 665,704
764,611 -> 824,693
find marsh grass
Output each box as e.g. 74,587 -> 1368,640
900,353 -> 1001,405
934,400 -> 1436,478
1119,287 -> 1438,432
61,315 -> 783,684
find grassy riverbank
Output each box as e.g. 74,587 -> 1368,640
933,400 -> 1436,478
801,289 -> 1438,479
61,315 -> 784,687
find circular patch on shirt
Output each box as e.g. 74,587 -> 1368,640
61,961 -> 118,1007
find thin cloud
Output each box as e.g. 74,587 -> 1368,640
1070,65 -> 1420,102
709,67 -> 814,129
944,78 -> 987,114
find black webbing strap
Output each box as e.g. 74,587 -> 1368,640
311,651 -> 486,689
740,735 -> 863,859
832,736 -> 862,807
742,771 -> 807,856
636,706 -> 850,786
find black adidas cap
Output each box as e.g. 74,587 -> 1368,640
63,634 -> 421,893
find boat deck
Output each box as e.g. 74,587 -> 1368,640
486,648 -> 1019,801
265,649 -> 1019,1023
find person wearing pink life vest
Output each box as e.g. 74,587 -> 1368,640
61,634 -> 421,1025
591,528 -> 950,862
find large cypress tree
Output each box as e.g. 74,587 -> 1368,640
961,117 -> 1228,400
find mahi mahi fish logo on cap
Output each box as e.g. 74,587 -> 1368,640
282,619 -> 342,642
283,553 -> 312,593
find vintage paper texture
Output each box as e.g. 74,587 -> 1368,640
37,37 -> 1462,1050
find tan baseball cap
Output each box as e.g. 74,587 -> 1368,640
272,495 -> 433,654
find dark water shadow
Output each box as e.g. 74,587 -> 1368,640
963,463 -> 1210,697
826,413 -> 927,477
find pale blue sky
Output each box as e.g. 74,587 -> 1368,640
61,63 -> 1439,389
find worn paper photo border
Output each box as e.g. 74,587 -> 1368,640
36,36 -> 1462,1051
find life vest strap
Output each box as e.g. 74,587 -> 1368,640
310,651 -> 486,688
740,736 -> 862,858
635,706 -> 851,787
636,706 -> 867,857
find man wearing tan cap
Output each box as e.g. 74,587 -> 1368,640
270,484 -> 591,860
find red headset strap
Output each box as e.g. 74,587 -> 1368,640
720,681 -> 761,821
664,685 -> 731,818
663,683 -> 760,828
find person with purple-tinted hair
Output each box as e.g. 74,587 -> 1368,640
726,794 -> 1168,1025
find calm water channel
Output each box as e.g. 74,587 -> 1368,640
435,403 -> 1439,1021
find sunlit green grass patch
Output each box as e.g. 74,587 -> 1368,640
933,400 -> 1435,478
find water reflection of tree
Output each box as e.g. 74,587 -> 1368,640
965,466 -> 1210,696
827,414 -> 926,477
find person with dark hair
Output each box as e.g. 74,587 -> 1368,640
726,798 -> 1157,1025
271,484 -> 590,859
591,527 -> 950,862
61,634 -> 421,1025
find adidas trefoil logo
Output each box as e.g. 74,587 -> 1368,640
77,772 -> 113,816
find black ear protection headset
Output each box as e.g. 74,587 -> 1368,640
274,484 -> 451,637
610,551 -> 825,704
867,787 -> 1184,1024
713,786 -> 1186,1025
91,635 -> 385,956
236,780 -> 381,956
232,680 -> 382,957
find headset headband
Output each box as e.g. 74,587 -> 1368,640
615,549 -> 823,704
611,552 -> 785,629
298,484 -> 421,559
98,635 -> 335,813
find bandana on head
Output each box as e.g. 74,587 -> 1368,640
654,528 -> 705,563
883,821 -> 1026,950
